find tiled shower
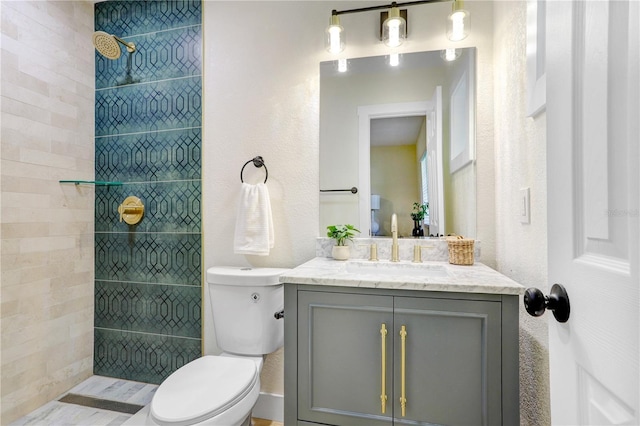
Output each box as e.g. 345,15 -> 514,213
93,0 -> 203,384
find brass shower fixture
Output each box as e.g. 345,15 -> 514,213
92,31 -> 136,60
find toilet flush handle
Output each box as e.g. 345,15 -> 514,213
274,310 -> 284,320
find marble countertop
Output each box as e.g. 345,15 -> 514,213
280,257 -> 525,295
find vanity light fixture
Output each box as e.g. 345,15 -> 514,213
325,0 -> 469,54
446,0 -> 470,41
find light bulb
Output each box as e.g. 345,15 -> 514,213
328,26 -> 343,53
388,20 -> 401,47
450,11 -> 466,40
325,14 -> 345,54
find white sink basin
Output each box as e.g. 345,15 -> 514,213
345,261 -> 449,278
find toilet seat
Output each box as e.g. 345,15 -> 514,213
150,356 -> 259,425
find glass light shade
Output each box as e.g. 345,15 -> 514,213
447,1 -> 469,42
325,15 -> 345,54
382,7 -> 406,47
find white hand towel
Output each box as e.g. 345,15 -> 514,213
233,182 -> 274,256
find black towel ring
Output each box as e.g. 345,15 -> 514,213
240,156 -> 268,184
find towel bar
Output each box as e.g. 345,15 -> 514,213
319,187 -> 358,194
240,156 -> 268,183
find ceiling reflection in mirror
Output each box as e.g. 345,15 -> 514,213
319,49 -> 476,239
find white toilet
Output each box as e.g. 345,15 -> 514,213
146,266 -> 289,426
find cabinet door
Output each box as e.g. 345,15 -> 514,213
393,297 -> 502,426
298,291 -> 394,426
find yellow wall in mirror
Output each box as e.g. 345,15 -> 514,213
371,144 -> 420,237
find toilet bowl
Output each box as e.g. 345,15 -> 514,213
146,356 -> 261,426
146,267 -> 289,426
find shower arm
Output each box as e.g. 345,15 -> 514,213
113,35 -> 136,53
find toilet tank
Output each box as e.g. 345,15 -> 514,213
207,266 -> 290,356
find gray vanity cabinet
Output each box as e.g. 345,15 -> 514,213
284,285 -> 519,426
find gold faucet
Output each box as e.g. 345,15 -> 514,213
391,213 -> 399,262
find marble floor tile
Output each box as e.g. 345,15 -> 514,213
9,376 -> 158,426
9,400 -> 131,426
67,376 -> 158,405
10,375 -> 277,426
71,376 -> 157,407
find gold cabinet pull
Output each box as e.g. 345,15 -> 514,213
399,325 -> 407,417
380,323 -> 388,414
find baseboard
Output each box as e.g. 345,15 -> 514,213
252,392 -> 283,422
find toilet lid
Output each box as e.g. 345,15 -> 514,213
150,356 -> 258,425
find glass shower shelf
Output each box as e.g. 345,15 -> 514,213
59,180 -> 123,186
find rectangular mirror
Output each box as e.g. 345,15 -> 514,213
319,48 -> 477,239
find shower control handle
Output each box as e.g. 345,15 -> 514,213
117,196 -> 144,225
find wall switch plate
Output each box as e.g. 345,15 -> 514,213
520,187 -> 531,224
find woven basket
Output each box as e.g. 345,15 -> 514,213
447,236 -> 475,265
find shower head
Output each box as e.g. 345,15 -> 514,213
92,31 -> 136,60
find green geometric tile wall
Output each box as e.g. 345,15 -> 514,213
95,281 -> 201,338
94,0 -> 202,384
95,78 -> 202,136
95,181 -> 201,233
94,328 -> 201,384
96,128 -> 201,182
94,232 -> 201,285
95,25 -> 202,89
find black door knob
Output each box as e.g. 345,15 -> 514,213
523,283 -> 570,323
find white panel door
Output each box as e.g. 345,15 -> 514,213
546,0 -> 639,424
